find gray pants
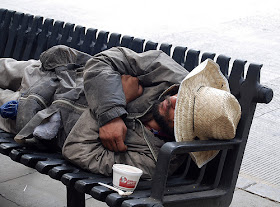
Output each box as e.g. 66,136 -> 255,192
0,58 -> 41,133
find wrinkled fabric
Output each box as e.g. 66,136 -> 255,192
14,46 -> 92,148
33,111 -> 61,140
63,108 -> 164,179
0,58 -> 41,91
63,47 -> 189,179
83,47 -> 188,127
0,45 -> 92,148
0,45 -> 189,179
0,58 -> 41,134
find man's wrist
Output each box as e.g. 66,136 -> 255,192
98,106 -> 127,127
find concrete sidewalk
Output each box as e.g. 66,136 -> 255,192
0,153 -> 279,207
1,0 -> 280,206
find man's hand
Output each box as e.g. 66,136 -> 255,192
121,75 -> 143,103
99,75 -> 142,152
99,117 -> 128,152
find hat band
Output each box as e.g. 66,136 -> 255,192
192,86 -> 205,135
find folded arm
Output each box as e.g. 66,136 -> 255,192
83,47 -> 188,152
83,48 -> 147,152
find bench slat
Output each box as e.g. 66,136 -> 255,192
0,10 -> 15,56
0,142 -> 22,155
120,35 -> 134,48
216,54 -> 230,78
90,185 -> 114,201
89,30 -> 109,55
70,25 -> 86,51
184,49 -> 200,72
10,148 -> 36,162
35,159 -> 68,174
144,41 -> 158,52
80,28 -> 97,54
61,172 -> 101,187
20,153 -> 49,167
33,18 -> 54,59
12,13 -> 34,60
3,12 -> 23,58
22,16 -> 43,60
75,178 -> 113,193
159,43 -> 172,55
105,190 -> 152,207
129,38 -> 145,53
172,46 -> 187,67
201,52 -> 216,62
107,33 -> 121,49
48,165 -> 80,180
46,20 -> 64,49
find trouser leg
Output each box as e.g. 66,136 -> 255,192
0,89 -> 20,133
0,58 -> 40,91
0,58 -> 39,133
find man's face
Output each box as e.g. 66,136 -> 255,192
152,94 -> 177,136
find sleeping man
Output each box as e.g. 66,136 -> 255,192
0,45 -> 241,179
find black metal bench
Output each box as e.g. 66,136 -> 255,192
0,8 -> 273,207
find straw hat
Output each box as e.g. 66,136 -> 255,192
174,59 -> 241,168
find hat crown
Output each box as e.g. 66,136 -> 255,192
174,59 -> 242,168
193,86 -> 241,140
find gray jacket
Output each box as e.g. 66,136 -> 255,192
14,45 -> 92,148
2,45 -> 189,179
62,47 -> 189,179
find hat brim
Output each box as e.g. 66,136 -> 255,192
174,59 -> 230,167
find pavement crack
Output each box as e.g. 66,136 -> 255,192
0,193 -> 21,206
0,171 -> 37,184
241,189 -> 280,204
240,182 -> 257,190
255,107 -> 280,118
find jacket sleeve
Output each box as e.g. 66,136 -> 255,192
83,47 -> 158,127
83,47 -> 188,127
62,109 -> 157,179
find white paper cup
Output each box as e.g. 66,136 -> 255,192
112,164 -> 143,192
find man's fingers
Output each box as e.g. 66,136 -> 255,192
111,142 -> 119,152
98,117 -> 127,152
101,135 -> 126,152
116,139 -> 127,152
138,85 -> 143,96
101,139 -> 117,152
115,128 -> 127,152
100,139 -> 111,151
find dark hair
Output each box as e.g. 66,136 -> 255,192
152,100 -> 175,141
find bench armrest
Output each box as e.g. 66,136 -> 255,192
151,139 -> 241,201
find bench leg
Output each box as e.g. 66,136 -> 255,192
66,186 -> 85,207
